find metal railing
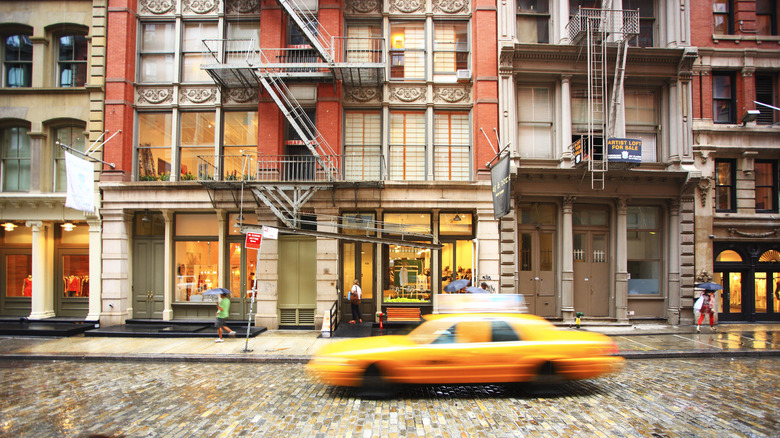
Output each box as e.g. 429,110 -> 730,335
201,39 -> 258,68
566,8 -> 639,44
196,152 -> 387,182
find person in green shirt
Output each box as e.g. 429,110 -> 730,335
215,292 -> 236,342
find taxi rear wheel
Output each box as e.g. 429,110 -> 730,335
359,364 -> 394,398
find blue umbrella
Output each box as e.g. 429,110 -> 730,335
695,282 -> 723,291
465,286 -> 489,294
202,287 -> 231,296
443,278 -> 470,292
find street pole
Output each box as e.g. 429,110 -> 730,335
243,240 -> 261,353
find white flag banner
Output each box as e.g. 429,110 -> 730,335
65,152 -> 95,213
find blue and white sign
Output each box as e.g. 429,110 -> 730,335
607,138 -> 642,163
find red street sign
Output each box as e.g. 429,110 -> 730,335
245,232 -> 262,250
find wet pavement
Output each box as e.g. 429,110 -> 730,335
0,322 -> 778,363
0,357 -> 777,437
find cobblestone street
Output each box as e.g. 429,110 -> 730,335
1,357 -> 778,437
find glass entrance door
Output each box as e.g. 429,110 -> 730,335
342,242 -> 374,322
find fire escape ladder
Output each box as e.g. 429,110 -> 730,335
250,185 -> 321,229
587,13 -> 607,191
256,52 -> 338,182
277,0 -> 334,64
608,39 -> 629,139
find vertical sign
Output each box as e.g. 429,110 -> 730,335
490,153 -> 511,219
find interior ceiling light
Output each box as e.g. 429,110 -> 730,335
453,214 -> 462,222
141,210 -> 151,223
3,222 -> 16,232
62,222 -> 76,232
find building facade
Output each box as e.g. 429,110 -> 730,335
0,0 -> 106,320
498,0 -> 700,324
100,0 -> 500,328
691,0 -> 780,322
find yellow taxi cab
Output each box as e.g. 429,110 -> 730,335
307,313 -> 624,391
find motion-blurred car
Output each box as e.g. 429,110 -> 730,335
307,313 -> 624,392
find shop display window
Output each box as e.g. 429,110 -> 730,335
175,213 -> 219,302
5,254 -> 31,297
62,255 -> 89,297
385,245 -> 431,303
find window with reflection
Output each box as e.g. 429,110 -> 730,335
517,0 -> 550,44
390,21 -> 425,80
4,34 -> 32,87
383,213 -> 432,303
182,22 -> 218,83
713,73 -> 736,124
440,212 -> 474,293
180,111 -> 215,180
627,206 -> 661,295
58,35 -> 88,87
715,159 -> 736,211
54,125 -> 86,191
137,112 -> 172,181
228,213 -> 258,299
5,254 -> 32,297
139,22 -> 175,83
222,111 -> 258,180
625,89 -> 658,163
174,214 -> 219,302
1,126 -> 31,192
754,161 -> 777,213
713,0 -> 734,35
62,255 -> 89,298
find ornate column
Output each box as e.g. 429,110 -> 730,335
561,196 -> 575,322
162,210 -> 174,321
86,217 -> 103,321
560,75 -> 573,165
615,198 -> 629,322
27,221 -> 54,319
667,199 -> 681,324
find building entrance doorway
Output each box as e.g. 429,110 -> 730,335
517,230 -> 556,317
573,230 -> 610,317
342,241 -> 374,322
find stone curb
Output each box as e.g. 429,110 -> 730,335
2,349 -> 779,364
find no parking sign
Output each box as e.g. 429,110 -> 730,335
245,232 -> 262,250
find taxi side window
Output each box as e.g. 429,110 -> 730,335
431,323 -> 457,344
491,320 -> 520,342
455,321 -> 491,343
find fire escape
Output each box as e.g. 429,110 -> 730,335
567,7 -> 638,190
200,0 -> 384,230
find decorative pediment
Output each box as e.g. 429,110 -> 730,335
226,0 -> 260,14
345,0 -> 382,14
433,86 -> 470,103
432,0 -> 469,14
139,0 -> 176,15
183,0 -> 219,14
222,88 -> 258,104
343,86 -> 382,104
389,0 -> 424,14
180,87 -> 218,104
137,88 -> 173,105
389,86 -> 426,103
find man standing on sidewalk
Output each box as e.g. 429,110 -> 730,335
215,292 -> 236,342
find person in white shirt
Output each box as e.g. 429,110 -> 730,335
349,279 -> 362,323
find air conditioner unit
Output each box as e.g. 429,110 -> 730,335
456,69 -> 472,82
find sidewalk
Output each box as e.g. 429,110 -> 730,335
0,323 -> 779,363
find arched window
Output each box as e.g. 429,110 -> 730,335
3,33 -> 33,87
759,250 -> 780,263
57,34 -> 88,87
716,250 -> 742,262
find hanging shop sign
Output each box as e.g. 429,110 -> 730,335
491,153 -> 511,219
572,137 -> 584,164
607,138 -> 642,163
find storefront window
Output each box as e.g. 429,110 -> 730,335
440,212 -> 474,292
627,206 -> 661,295
5,254 -> 31,297
228,213 -> 258,297
62,255 -> 89,297
175,214 -> 219,302
386,245 -> 431,303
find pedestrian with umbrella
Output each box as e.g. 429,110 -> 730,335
694,283 -> 721,333
204,288 -> 236,342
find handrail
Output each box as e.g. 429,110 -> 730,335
329,295 -> 339,333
